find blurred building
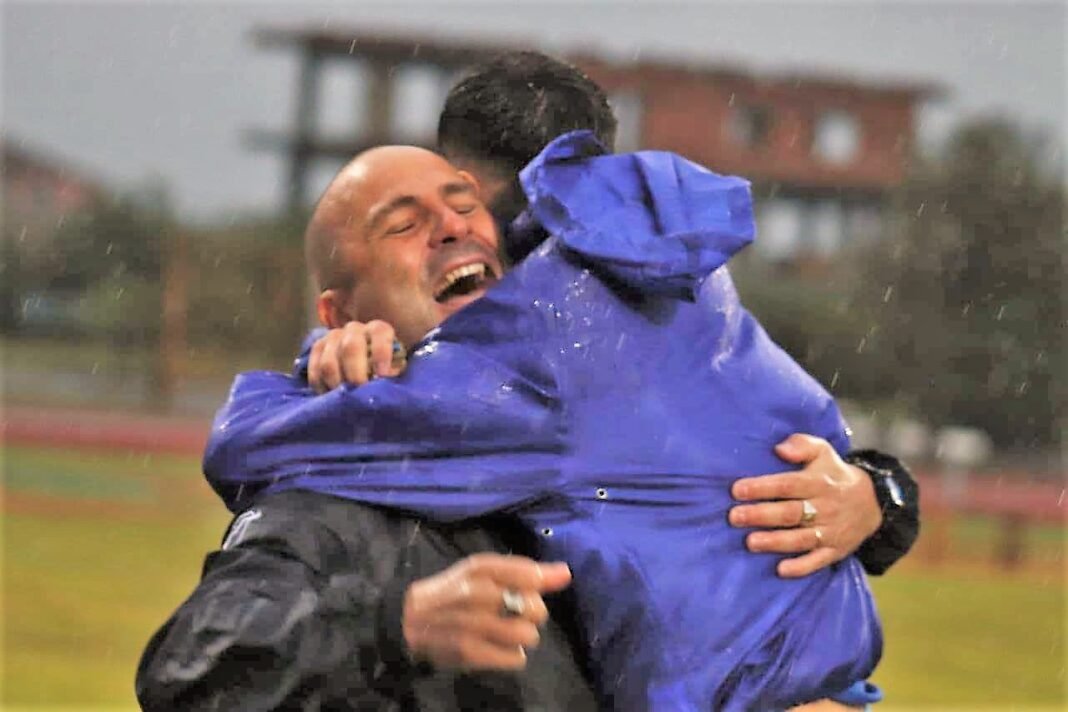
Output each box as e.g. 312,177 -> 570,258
1,139 -> 107,331
577,56 -> 942,263
249,29 -> 942,262
2,139 -> 105,240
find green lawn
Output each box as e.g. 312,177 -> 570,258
3,445 -> 230,708
870,569 -> 1065,707
2,445 -> 1065,709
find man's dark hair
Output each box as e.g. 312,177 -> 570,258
438,51 -> 618,177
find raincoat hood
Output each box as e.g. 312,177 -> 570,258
512,130 -> 755,299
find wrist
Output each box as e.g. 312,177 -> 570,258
848,463 -> 884,536
847,451 -> 907,518
377,578 -> 434,681
845,449 -> 921,575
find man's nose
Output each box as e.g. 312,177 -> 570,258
429,206 -> 469,248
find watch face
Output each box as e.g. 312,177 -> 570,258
884,476 -> 905,507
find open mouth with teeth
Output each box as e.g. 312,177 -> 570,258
434,262 -> 497,304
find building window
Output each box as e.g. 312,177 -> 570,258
756,197 -> 803,260
845,202 -> 885,242
728,105 -> 773,150
813,109 -> 861,164
318,59 -> 367,138
810,200 -> 844,255
609,90 -> 644,152
392,64 -> 450,141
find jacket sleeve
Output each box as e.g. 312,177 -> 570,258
845,449 -> 922,575
135,492 -> 423,711
205,300 -> 565,519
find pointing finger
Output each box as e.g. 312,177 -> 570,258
337,323 -> 371,386
365,320 -> 398,378
745,526 -> 824,554
729,500 -> 808,528
463,554 -> 572,594
776,546 -> 839,578
774,433 -> 832,465
318,333 -> 344,391
732,471 -> 820,501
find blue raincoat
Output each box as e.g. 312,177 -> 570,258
205,132 -> 882,711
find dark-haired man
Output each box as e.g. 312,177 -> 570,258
135,51 -> 918,712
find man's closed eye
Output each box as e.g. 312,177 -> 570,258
386,222 -> 416,235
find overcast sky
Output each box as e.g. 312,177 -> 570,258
3,1 -> 1064,221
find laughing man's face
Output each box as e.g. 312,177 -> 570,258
321,147 -> 504,347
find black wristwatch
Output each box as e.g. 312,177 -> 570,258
845,449 -> 921,576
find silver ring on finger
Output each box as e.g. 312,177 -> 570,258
501,588 -> 525,618
799,499 -> 818,526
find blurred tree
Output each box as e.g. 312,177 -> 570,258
51,186 -> 168,293
732,253 -> 877,400
50,184 -> 174,404
0,233 -> 23,331
856,119 -> 1065,450
184,211 -> 310,370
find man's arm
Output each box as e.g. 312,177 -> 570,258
205,296 -> 564,518
137,491 -> 568,710
136,492 -> 413,710
729,434 -> 920,577
295,325 -> 920,578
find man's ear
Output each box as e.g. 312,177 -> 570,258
316,289 -> 348,329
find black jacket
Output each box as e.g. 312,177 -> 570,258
137,454 -> 918,711
136,490 -> 598,711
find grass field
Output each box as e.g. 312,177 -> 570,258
2,444 -> 1065,710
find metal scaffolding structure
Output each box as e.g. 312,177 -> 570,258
247,29 -> 511,212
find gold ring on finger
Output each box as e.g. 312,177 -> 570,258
800,499 -> 818,526
812,526 -> 824,547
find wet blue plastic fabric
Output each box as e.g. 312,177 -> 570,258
205,131 -> 882,711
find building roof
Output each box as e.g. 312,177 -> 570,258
574,53 -> 945,101
253,26 -> 945,100
1,137 -> 107,196
253,27 -> 511,68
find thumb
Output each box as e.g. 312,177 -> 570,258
774,433 -> 823,465
536,562 -> 572,593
